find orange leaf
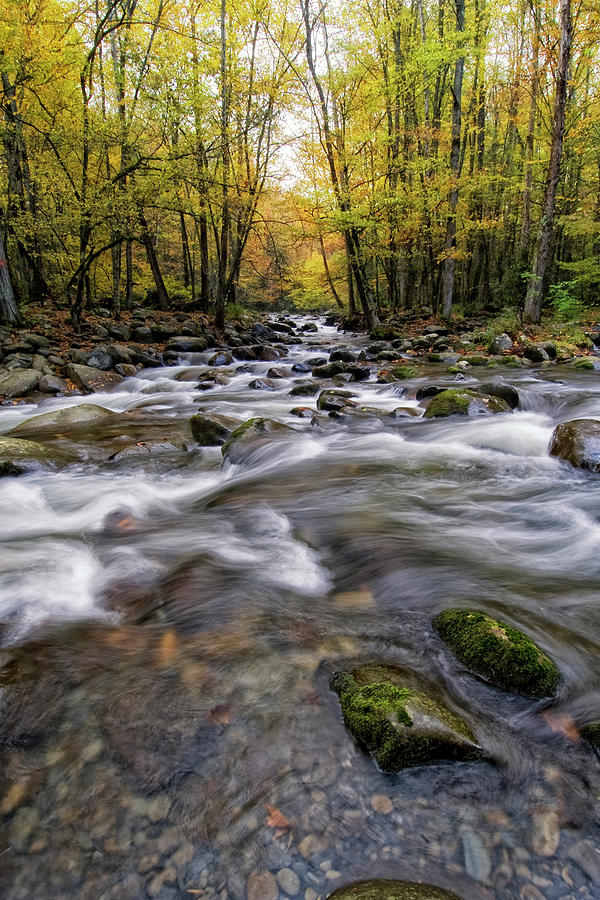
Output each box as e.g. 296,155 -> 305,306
155,629 -> 178,667
542,711 -> 580,741
266,804 -> 291,831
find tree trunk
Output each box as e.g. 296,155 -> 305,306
520,0 -> 540,263
139,210 -> 169,311
524,0 -> 572,324
317,229 -> 343,308
0,216 -> 21,325
441,0 -> 465,320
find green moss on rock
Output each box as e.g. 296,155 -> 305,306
221,416 -> 291,463
424,388 -> 511,418
330,671 -> 482,772
0,437 -> 75,476
549,418 -> 600,472
433,608 -> 560,698
573,357 -> 595,370
582,723 -> 600,753
327,880 -> 463,900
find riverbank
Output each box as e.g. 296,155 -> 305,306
0,305 -> 598,406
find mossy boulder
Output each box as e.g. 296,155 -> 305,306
221,417 -> 292,464
390,365 -> 419,380
573,357 -> 595,370
433,608 -> 560,698
327,881 -> 462,900
370,325 -> 403,341
8,403 -> 116,436
330,670 -> 482,772
0,437 -> 75,476
549,419 -> 600,472
494,355 -> 523,368
424,388 -> 511,418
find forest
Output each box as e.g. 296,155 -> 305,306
0,0 -> 599,333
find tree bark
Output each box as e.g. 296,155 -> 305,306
441,0 -> 465,320
524,0 -> 572,323
0,215 -> 21,325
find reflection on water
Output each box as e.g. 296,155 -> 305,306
0,318 -> 599,899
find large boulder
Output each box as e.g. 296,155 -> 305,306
424,388 -> 511,418
221,417 -> 292,464
549,419 -> 600,472
476,382 -> 520,409
488,333 -> 513,354
0,368 -> 40,399
9,403 -> 116,436
65,363 -> 123,393
190,412 -> 239,445
0,437 -> 75,476
433,608 -> 560,698
330,668 -> 482,772
328,881 -> 462,900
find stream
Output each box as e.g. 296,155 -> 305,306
0,316 -> 599,899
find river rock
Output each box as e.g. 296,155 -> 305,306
65,363 -> 123,393
190,412 -> 239,445
549,419 -> 600,472
221,417 -> 293,464
9,403 -> 116,435
247,870 -> 279,900
433,608 -> 560,698
523,343 -> 550,363
109,440 -> 186,462
0,436 -> 74,476
0,368 -> 40,399
248,377 -> 277,391
166,336 -> 209,352
327,880 -> 462,899
317,389 -> 356,412
330,670 -> 482,772
489,333 -> 513,353
289,382 -> 319,397
476,382 -> 520,409
424,388 -> 511,417
38,375 -> 68,394
86,348 -> 113,370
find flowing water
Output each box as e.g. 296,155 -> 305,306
0,318 -> 599,899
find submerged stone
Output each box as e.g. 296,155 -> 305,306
330,670 -> 482,773
327,881 -> 462,900
9,403 -> 116,435
221,417 -> 292,463
433,608 -> 560,698
424,388 -> 511,418
549,419 -> 600,472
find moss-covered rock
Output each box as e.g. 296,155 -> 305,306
221,417 -> 292,464
582,723 -> 600,753
424,388 -> 511,418
0,437 -> 75,476
390,365 -> 419,380
433,608 -> 560,698
327,880 -> 462,900
494,355 -> 523,368
549,419 -> 600,472
330,670 -> 482,772
476,382 -> 520,409
370,325 -> 403,341
573,357 -> 595,370
9,403 -> 116,436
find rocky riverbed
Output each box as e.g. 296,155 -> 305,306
0,315 -> 600,899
